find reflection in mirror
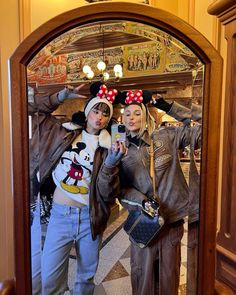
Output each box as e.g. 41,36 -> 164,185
27,20 -> 204,294
28,85 -> 42,295
187,66 -> 203,295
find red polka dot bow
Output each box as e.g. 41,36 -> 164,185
97,84 -> 118,103
125,90 -> 143,104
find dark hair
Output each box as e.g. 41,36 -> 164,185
92,102 -> 110,115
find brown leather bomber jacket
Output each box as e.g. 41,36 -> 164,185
98,102 -> 200,224
28,93 -> 120,239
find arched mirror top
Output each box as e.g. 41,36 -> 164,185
28,19 -> 199,65
27,19 -> 204,99
12,2 -> 219,66
9,3 -> 223,295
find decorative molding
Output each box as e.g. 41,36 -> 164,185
0,279 -> 15,295
188,0 -> 195,26
19,0 -> 31,41
209,0 -> 236,293
212,18 -> 222,50
208,0 -> 236,24
208,0 -> 236,16
84,0 -> 149,3
216,245 -> 236,291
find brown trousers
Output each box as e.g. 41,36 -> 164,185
130,221 -> 184,295
186,221 -> 199,295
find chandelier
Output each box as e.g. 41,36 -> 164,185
82,25 -> 123,82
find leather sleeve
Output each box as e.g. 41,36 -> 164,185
96,160 -> 120,202
119,187 -> 147,211
28,93 -> 61,115
168,101 -> 191,124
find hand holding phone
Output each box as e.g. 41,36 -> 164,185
104,124 -> 126,167
111,124 -> 126,149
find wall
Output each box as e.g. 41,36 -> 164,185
31,0 -> 85,32
0,0 -> 221,281
195,0 -> 217,43
0,0 -> 20,280
150,0 -> 179,16
31,0 -> 153,32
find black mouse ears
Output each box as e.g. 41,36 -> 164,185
89,81 -> 103,97
117,89 -> 153,105
70,111 -> 86,127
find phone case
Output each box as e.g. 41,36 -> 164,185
111,124 -> 126,147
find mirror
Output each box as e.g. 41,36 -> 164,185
27,19 -> 204,294
9,3 -> 222,295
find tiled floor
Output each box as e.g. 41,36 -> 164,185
67,209 -> 188,295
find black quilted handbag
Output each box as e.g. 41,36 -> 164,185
123,139 -> 165,248
123,209 -> 165,248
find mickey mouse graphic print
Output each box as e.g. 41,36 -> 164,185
52,130 -> 99,205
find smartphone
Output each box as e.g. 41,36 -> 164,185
111,124 -> 126,148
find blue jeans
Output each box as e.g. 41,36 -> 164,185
31,203 -> 42,295
41,202 -> 100,295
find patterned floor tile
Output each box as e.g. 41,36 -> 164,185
67,208 -> 189,295
120,245 -> 131,259
119,258 -> 131,274
94,284 -> 107,295
102,277 -> 132,295
103,261 -> 129,282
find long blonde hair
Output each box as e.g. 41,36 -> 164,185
124,103 -> 156,138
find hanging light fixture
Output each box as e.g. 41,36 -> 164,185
82,25 -> 123,82
113,64 -> 123,79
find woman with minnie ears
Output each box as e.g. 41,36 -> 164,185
100,89 -> 191,295
29,81 -> 125,295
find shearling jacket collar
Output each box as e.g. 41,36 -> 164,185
62,122 -> 111,150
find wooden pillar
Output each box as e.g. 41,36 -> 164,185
208,0 -> 236,293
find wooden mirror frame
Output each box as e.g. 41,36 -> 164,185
9,3 -> 222,294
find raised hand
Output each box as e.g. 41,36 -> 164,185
58,84 -> 87,102
151,93 -> 172,112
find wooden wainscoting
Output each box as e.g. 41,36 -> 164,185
0,280 -> 15,295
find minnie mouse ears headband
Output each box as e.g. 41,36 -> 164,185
89,81 -> 119,103
118,89 -> 152,106
70,84 -> 152,127
84,81 -> 121,120
89,82 -> 152,105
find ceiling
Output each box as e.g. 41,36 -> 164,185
57,32 -> 150,54
29,20 -> 203,97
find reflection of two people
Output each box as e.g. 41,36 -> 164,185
29,83 -> 201,294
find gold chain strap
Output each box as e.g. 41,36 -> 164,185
150,139 -> 156,196
149,139 -> 162,204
